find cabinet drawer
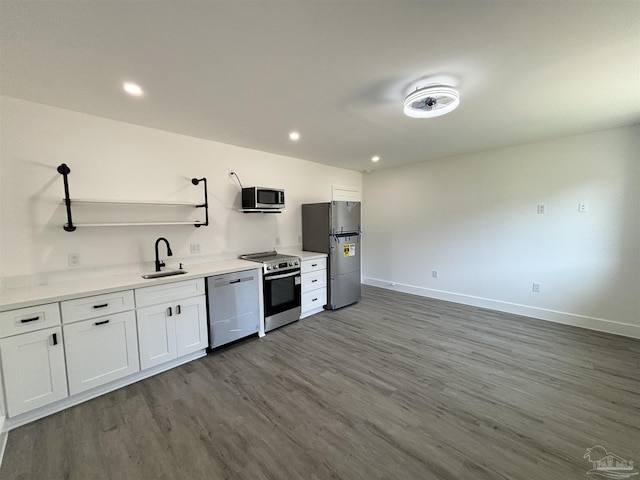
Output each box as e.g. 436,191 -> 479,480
0,303 -> 61,338
61,290 -> 134,324
135,278 -> 205,308
302,270 -> 327,293
301,257 -> 327,274
302,288 -> 327,311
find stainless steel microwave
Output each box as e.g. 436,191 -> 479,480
242,187 -> 285,209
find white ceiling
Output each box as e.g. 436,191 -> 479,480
1,1 -> 639,172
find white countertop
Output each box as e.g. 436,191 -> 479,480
292,250 -> 327,261
0,251 -> 328,312
0,259 -> 260,311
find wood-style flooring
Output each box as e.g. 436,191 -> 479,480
2,285 -> 639,479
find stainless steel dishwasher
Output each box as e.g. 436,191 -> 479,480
207,269 -> 260,348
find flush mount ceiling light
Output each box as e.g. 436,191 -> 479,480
289,131 -> 300,141
403,84 -> 459,118
371,155 -> 380,162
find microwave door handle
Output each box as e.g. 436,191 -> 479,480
266,271 -> 300,280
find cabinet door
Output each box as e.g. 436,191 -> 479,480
64,311 -> 139,395
175,296 -> 208,357
137,303 -> 177,370
0,327 -> 68,417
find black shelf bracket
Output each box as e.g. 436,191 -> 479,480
191,177 -> 209,227
57,163 -> 76,232
57,163 -> 209,231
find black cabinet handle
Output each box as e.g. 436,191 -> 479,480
20,316 -> 40,323
176,305 -> 181,315
311,279 -> 318,283
93,303 -> 108,309
167,307 -> 172,317
52,333 -> 58,345
229,279 -> 241,284
94,319 -> 110,326
311,263 -> 317,267
312,298 -> 318,302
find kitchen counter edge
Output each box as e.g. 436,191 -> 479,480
0,259 -> 261,312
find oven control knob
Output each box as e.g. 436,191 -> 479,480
267,266 -> 272,271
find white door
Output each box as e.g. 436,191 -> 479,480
64,311 -> 140,395
175,296 -> 208,357
0,327 -> 68,417
137,302 -> 177,370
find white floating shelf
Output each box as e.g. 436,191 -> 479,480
63,199 -> 201,207
71,221 -> 206,227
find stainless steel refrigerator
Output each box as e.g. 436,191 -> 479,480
302,201 -> 361,310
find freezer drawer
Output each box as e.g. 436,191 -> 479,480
207,270 -> 260,348
327,270 -> 361,310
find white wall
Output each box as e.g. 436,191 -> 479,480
362,125 -> 640,338
0,96 -> 361,285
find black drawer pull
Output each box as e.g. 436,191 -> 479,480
20,316 -> 40,323
94,319 -> 110,326
311,263 -> 318,267
311,279 -> 318,283
167,307 -> 172,317
176,305 -> 181,315
93,303 -> 109,309
52,333 -> 58,345
312,298 -> 318,302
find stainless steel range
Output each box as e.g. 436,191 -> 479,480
239,251 -> 301,332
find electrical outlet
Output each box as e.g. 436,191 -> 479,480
68,253 -> 80,267
432,270 -> 438,278
532,282 -> 541,293
190,243 -> 201,254
578,203 -> 588,213
537,204 -> 546,214
298,235 -> 302,244
274,237 -> 280,246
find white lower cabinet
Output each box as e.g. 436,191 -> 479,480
0,326 -> 68,417
136,303 -> 178,369
63,311 -> 139,395
136,296 -> 207,369
136,279 -> 207,370
175,296 -> 208,357
301,256 -> 328,318
0,277 -> 212,425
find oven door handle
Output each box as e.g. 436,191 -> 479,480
264,270 -> 300,281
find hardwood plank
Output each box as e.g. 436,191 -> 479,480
1,285 -> 638,479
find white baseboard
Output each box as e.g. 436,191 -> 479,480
362,277 -> 640,339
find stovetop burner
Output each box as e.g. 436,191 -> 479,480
239,251 -> 300,273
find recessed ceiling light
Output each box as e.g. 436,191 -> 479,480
371,156 -> 380,162
403,84 -> 459,118
289,131 -> 300,141
123,82 -> 144,96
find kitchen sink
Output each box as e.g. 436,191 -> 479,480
141,269 -> 188,279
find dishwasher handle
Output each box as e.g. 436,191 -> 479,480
214,275 -> 255,288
